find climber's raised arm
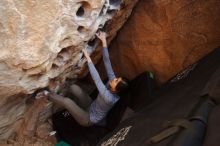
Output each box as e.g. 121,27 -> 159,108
82,49 -> 107,96
96,31 -> 116,81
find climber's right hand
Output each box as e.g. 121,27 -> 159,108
96,31 -> 107,48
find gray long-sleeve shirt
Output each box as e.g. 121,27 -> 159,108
88,47 -> 119,124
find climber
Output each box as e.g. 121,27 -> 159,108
37,31 -> 129,127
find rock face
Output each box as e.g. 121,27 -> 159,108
0,0 -> 129,101
0,0 -> 138,144
1,0 -> 220,145
106,0 -> 220,83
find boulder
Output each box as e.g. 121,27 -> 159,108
0,0 -> 138,144
107,0 -> 220,83
1,0 -> 220,144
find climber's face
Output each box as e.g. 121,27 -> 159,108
109,77 -> 122,93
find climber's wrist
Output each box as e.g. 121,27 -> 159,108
102,40 -> 107,48
86,57 -> 92,63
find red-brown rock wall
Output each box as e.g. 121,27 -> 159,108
106,0 -> 220,83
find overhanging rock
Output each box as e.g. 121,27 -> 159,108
0,0 -> 138,144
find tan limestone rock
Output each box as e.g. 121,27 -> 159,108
0,0 -> 138,144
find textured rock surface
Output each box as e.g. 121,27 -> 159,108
0,0 -> 138,144
1,0 -> 220,145
105,0 -> 220,83
0,0 -> 110,100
